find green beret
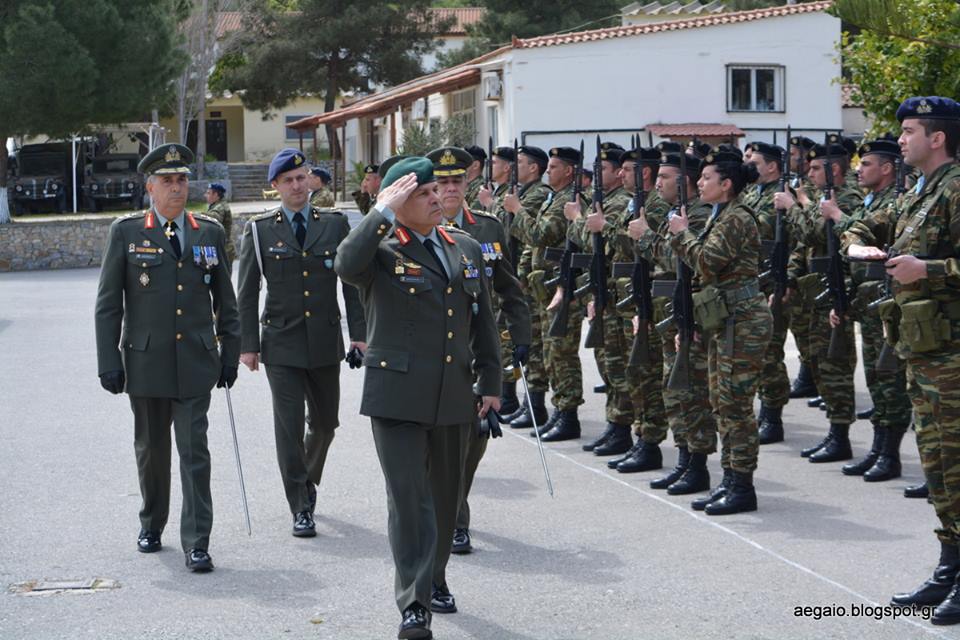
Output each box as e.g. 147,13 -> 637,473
381,156 -> 435,190
138,143 -> 193,176
378,155 -> 410,178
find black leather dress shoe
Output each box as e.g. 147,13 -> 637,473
137,529 -> 161,553
184,548 -> 214,572
293,510 -> 317,537
451,528 -> 472,554
430,584 -> 457,614
399,605 -> 432,639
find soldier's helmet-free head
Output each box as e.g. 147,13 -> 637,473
518,145 -> 549,175
699,150 -> 759,199
138,144 -> 193,176
310,167 -> 332,185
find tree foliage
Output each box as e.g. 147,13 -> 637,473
398,115 -> 476,156
834,0 -> 960,135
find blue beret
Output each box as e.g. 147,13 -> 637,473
208,182 -> 226,195
310,167 -> 331,182
268,148 -> 307,182
381,156 -> 435,190
897,96 -> 960,122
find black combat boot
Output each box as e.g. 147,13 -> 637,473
842,424 -> 884,476
530,407 -> 561,437
704,471 -> 757,515
582,422 -> 616,452
692,468 -> 733,511
501,393 -> 527,423
758,406 -> 784,445
649,446 -> 688,488
755,404 -> 768,429
607,439 -> 640,469
616,440 -> 662,473
864,424 -> 907,482
934,573 -> 960,625
594,383 -> 607,393
510,391 -> 547,429
540,409 -> 581,442
789,363 -> 817,398
498,381 -> 519,419
905,482 -> 930,499
808,423 -> 853,463
667,452 -> 710,495
857,406 -> 875,420
594,424 -> 633,456
892,542 -> 960,607
807,396 -> 824,408
801,431 -> 831,458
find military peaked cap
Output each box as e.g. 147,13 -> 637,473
426,147 -> 473,177
138,143 -> 193,176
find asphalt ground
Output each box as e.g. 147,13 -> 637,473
1,220 -> 957,639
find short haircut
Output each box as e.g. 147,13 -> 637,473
919,118 -> 960,158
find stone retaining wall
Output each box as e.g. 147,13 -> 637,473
0,213 -> 257,272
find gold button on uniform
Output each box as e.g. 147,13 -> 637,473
380,361 -> 387,368
303,271 -> 309,277
409,287 -> 416,294
445,355 -> 452,363
447,308 -> 453,317
446,287 -> 453,294
176,309 -> 182,316
304,291 -> 310,297
177,284 -> 183,291
178,262 -> 183,269
447,331 -> 453,339
176,333 -> 182,340
305,311 -> 311,318
302,251 -> 308,257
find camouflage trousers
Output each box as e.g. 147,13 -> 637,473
859,313 -> 912,428
524,292 -> 549,393
625,303 -> 669,442
680,331 -> 717,456
541,300 -> 584,410
708,297 -> 773,473
595,347 -> 609,386
599,312 -> 633,425
908,350 -> 960,544
808,302 -> 856,425
790,287 -> 814,365
758,305 -> 791,409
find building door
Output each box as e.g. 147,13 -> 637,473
186,119 -> 228,162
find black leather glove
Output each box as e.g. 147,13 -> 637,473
478,409 -> 503,439
512,344 -> 530,367
345,345 -> 364,369
99,370 -> 125,394
217,365 -> 238,389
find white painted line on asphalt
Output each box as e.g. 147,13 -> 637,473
506,430 -> 956,638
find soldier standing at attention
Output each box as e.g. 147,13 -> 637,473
352,164 -> 381,215
846,97 -> 960,624
464,145 -> 486,210
95,143 -> 240,572
669,151 -> 772,514
204,182 -> 235,264
335,158 -> 501,639
477,146 -> 513,214
307,167 -> 336,208
237,149 -> 366,538
425,146 -> 531,556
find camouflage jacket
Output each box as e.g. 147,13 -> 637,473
636,198 -> 712,281
569,185 -> 632,260
841,183 -> 901,252
466,176 -> 484,211
671,200 -> 762,293
787,183 -> 864,282
514,181 -> 580,271
507,179 -> 552,277
310,187 -> 335,209
206,200 -> 236,263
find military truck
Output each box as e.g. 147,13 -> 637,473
82,154 -> 144,211
8,143 -> 74,214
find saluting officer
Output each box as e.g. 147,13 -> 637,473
95,143 -> 240,572
237,149 -> 366,537
335,158 -> 501,640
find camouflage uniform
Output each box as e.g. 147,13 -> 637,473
570,185 -> 633,425
509,179 -> 553,393
206,200 -> 236,264
787,177 -> 821,374
787,183 -> 865,426
886,162 -> 960,543
745,181 -> 791,411
514,182 -> 583,410
637,196 -> 715,453
352,190 -> 374,215
310,187 -> 335,209
466,176 -> 484,212
671,201 -> 773,473
841,183 -> 912,431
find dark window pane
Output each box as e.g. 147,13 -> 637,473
730,68 -> 752,110
285,116 -> 314,140
756,69 -> 776,111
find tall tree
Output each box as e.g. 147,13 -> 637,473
212,0 -> 452,159
833,0 -> 960,135
0,0 -> 186,222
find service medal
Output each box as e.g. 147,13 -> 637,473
139,272 -> 150,287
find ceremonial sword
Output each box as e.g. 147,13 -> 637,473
224,388 -> 252,535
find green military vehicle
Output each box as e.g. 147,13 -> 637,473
82,153 -> 144,211
9,142 -> 74,214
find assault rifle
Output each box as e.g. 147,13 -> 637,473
581,136 -> 608,349
821,132 -> 849,361
667,151 -> 694,391
548,139 -> 585,337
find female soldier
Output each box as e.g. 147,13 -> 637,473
668,149 -> 772,515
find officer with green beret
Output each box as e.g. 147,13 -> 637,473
426,145 -> 531,556
205,182 -> 235,264
335,157 -> 501,639
237,148 -> 366,538
95,143 -> 240,572
352,163 -> 381,215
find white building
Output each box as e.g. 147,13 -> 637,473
289,1 -> 847,194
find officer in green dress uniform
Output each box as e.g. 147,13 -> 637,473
237,148 -> 366,537
426,146 -> 531,556
205,182 -> 235,264
335,158 -> 501,639
95,143 -> 240,572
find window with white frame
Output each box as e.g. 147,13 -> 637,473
726,65 -> 784,113
449,88 -> 477,137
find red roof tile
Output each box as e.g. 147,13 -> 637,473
646,123 -> 745,138
841,83 -> 862,108
215,11 -> 243,39
516,1 -> 832,49
430,7 -> 485,35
